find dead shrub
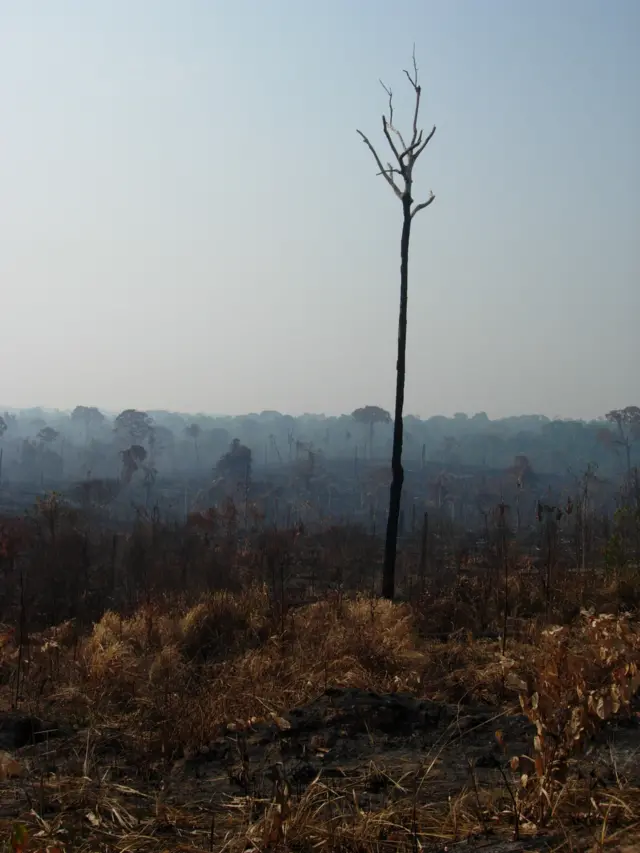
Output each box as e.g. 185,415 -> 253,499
179,584 -> 271,662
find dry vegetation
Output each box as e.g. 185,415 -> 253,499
0,498 -> 639,852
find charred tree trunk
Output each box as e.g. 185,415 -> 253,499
383,196 -> 412,599
357,50 -> 436,599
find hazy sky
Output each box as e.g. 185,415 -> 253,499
1,1 -> 638,420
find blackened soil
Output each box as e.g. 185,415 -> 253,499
2,689 -> 638,851
178,687 -> 640,802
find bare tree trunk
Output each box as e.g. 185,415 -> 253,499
357,50 -> 436,598
383,197 -> 412,599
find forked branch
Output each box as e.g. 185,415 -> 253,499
403,47 -> 422,146
356,130 -> 403,199
411,195 -> 435,218
380,80 -> 407,150
357,47 -> 436,215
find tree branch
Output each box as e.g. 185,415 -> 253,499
357,130 -> 403,199
382,116 -> 405,175
411,193 -> 435,218
403,46 -> 422,146
403,46 -> 420,89
413,125 -> 437,160
380,80 -> 407,150
379,80 -> 394,130
358,47 -> 435,208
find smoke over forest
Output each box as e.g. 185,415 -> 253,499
0,404 -> 637,527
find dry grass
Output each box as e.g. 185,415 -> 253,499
1,587 -> 639,852
72,591 -> 427,748
3,766 -> 639,852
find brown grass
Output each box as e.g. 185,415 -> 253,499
0,585 -> 639,852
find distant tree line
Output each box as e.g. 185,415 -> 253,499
0,404 -> 637,491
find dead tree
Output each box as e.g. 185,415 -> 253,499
357,50 -> 436,599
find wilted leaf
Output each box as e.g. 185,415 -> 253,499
597,694 -> 614,721
610,684 -> 621,714
0,751 -> 24,782
263,807 -> 284,846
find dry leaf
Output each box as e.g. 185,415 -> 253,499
0,751 -> 23,782
535,754 -> 544,777
271,714 -> 291,731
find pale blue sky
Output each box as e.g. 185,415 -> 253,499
0,1 -> 638,419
